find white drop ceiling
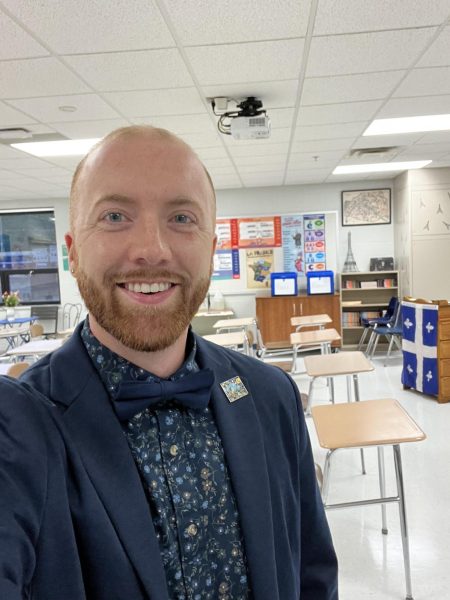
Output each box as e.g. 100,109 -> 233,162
0,0 -> 450,201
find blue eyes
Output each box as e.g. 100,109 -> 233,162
104,212 -> 125,222
172,214 -> 193,224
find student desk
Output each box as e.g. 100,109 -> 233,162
303,350 -> 374,415
290,313 -> 332,332
312,399 -> 426,600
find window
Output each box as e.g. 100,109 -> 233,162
0,210 -> 60,304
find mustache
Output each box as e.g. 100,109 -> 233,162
104,269 -> 188,285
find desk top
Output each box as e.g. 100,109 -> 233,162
195,310 -> 234,318
290,313 -> 331,327
0,328 -> 25,339
304,351 -> 373,377
6,338 -> 64,357
0,316 -> 36,327
290,328 -> 341,346
213,317 -> 255,329
203,331 -> 246,347
312,399 -> 426,449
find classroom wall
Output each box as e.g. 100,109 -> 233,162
214,178 -> 395,317
0,176 -> 395,320
394,166 -> 450,301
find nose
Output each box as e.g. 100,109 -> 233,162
126,218 -> 172,266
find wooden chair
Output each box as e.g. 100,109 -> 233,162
312,399 -> 426,600
6,361 -> 30,378
30,323 -> 45,338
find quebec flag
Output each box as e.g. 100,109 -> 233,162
401,301 -> 438,396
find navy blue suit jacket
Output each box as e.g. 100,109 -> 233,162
0,324 -> 338,599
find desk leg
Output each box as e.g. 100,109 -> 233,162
321,449 -> 334,505
291,345 -> 298,374
393,445 -> 414,600
377,446 -> 388,534
347,373 -> 366,476
306,377 -> 315,416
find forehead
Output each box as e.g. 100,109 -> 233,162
80,134 -> 212,201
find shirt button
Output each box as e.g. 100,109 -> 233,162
186,523 -> 198,536
170,444 -> 178,456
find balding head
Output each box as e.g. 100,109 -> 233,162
69,125 -> 216,232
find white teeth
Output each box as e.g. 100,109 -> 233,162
124,282 -> 171,293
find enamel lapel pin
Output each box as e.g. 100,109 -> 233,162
220,376 -> 249,403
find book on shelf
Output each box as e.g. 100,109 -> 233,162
360,281 -> 378,289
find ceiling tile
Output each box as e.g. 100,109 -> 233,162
7,94 -> 122,123
210,173 -> 242,188
241,172 -> 284,187
178,130 -> 222,149
308,29 -> 436,77
165,0 -> 311,43
65,49 -> 193,92
417,26 -> 450,68
207,166 -> 238,176
0,156 -> 56,169
295,122 -> 366,141
228,143 -> 289,158
104,88 -> 205,117
314,0 -> 450,35
378,94 -> 450,118
48,118 -> 130,138
133,113 -> 214,134
291,138 -> 357,152
302,70 -> 405,105
285,169 -> 330,184
186,39 -> 304,85
298,100 -> 381,126
413,130 -> 450,144
201,80 -> 299,109
0,11 -> 48,59
0,100 -> 38,126
0,57 -> 90,99
1,0 -> 174,53
39,156 -> 83,170
202,157 -> 235,168
232,155 -> 287,167
394,66 -> 450,97
289,150 -> 347,166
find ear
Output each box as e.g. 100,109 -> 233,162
210,234 -> 217,274
65,232 -> 78,275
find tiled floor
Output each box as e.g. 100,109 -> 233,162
291,352 -> 450,600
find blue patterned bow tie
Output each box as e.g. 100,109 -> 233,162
113,368 -> 215,421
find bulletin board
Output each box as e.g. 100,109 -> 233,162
209,211 -> 339,294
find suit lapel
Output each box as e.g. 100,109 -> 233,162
196,337 -> 279,600
49,333 -> 169,599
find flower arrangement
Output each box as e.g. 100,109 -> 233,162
2,290 -> 20,307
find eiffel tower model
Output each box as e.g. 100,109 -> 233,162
343,231 -> 359,272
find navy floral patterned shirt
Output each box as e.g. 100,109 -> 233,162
81,319 -> 250,600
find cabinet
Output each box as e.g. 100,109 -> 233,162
255,293 -> 341,349
340,270 -> 399,347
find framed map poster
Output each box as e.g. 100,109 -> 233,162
341,188 -> 391,226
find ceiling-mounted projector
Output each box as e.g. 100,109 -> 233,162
211,96 -> 271,140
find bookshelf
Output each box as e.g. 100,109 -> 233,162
339,270 -> 399,346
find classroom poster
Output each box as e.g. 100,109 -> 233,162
246,248 -> 274,289
303,214 -> 327,272
212,249 -> 240,280
238,216 -> 282,248
215,218 -> 239,249
282,214 -> 304,273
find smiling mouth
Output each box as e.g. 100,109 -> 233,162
118,281 -> 174,294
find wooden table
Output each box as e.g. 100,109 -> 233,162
290,313 -> 332,331
303,350 -> 374,414
290,328 -> 341,373
312,399 -> 426,600
6,338 -> 65,360
203,331 -> 250,354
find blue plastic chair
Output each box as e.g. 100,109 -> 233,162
366,302 -> 402,365
357,296 -> 399,350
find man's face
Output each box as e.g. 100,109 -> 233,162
65,134 -> 217,352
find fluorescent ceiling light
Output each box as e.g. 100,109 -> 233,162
333,160 -> 432,175
11,138 -> 101,157
364,114 -> 450,136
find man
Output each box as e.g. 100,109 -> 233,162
0,126 -> 338,599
